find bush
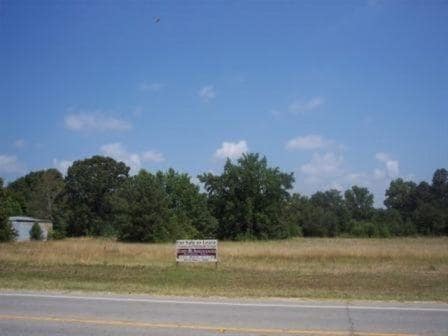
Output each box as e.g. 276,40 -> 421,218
0,221 -> 17,242
30,223 -> 43,240
349,220 -> 380,238
48,229 -> 65,240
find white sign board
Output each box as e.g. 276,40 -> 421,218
176,240 -> 218,263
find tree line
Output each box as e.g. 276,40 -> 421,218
1,153 -> 447,242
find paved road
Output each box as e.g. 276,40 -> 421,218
0,292 -> 447,336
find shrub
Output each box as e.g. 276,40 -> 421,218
0,220 -> 17,242
49,229 -> 65,240
349,220 -> 379,238
30,223 -> 43,240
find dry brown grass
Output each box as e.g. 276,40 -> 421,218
0,237 -> 447,301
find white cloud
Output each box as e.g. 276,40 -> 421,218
142,150 -> 165,163
375,152 -> 399,178
13,139 -> 26,148
289,97 -> 324,114
65,113 -> 132,132
214,140 -> 248,160
300,152 -> 344,178
198,85 -> 216,102
139,82 -> 165,92
100,143 -> 165,175
53,159 -> 73,176
0,155 -> 23,174
286,134 -> 332,151
295,151 -> 404,207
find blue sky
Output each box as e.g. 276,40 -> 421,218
1,0 -> 447,205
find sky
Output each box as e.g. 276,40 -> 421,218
1,0 -> 447,206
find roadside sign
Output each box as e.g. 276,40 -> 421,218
176,240 -> 218,264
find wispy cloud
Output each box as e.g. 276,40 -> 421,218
139,82 -> 165,92
301,152 -> 344,178
375,152 -> 399,178
100,142 -> 165,175
0,154 -> 23,174
198,85 -> 216,102
214,140 -> 248,160
141,150 -> 165,163
65,112 -> 132,132
289,97 -> 324,114
13,139 -> 26,148
286,134 -> 332,151
296,151 -> 403,207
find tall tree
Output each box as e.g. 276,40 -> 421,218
309,189 -> 349,236
8,169 -> 64,219
413,203 -> 446,235
344,186 -> 374,221
415,181 -> 433,205
111,170 -> 171,242
384,178 -> 417,218
199,153 -> 294,240
279,193 -> 309,237
432,168 -> 448,207
0,178 -> 21,242
156,169 -> 217,238
64,156 -> 129,236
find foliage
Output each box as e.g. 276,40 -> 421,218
156,169 -> 217,238
8,169 -> 64,219
29,222 -> 43,240
0,178 -> 19,242
199,153 -> 294,240
64,156 -> 130,236
111,170 -> 171,242
344,186 -> 374,221
2,153 -> 448,241
309,189 -> 349,236
384,169 -> 448,235
384,178 -> 417,218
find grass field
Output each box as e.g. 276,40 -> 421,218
0,237 -> 447,301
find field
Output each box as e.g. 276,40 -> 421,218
0,237 -> 447,301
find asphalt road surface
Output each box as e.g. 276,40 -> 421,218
0,291 -> 447,336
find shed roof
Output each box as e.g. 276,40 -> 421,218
9,216 -> 50,223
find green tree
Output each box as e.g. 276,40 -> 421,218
304,206 -> 339,237
344,186 -> 374,221
50,191 -> 70,238
8,169 -> 64,219
199,153 -> 294,240
156,169 -> 217,238
111,170 -> 171,242
384,178 -> 417,218
0,178 -> 19,242
432,168 -> 448,207
279,193 -> 309,237
373,208 -> 412,236
413,203 -> 446,235
64,156 -> 130,236
309,190 -> 349,236
29,222 -> 43,240
415,181 -> 433,206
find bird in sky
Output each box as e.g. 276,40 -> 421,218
154,16 -> 160,24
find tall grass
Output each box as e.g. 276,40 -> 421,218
0,237 -> 447,301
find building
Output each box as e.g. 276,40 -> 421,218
8,216 -> 52,241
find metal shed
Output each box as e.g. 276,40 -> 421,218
8,216 -> 52,241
